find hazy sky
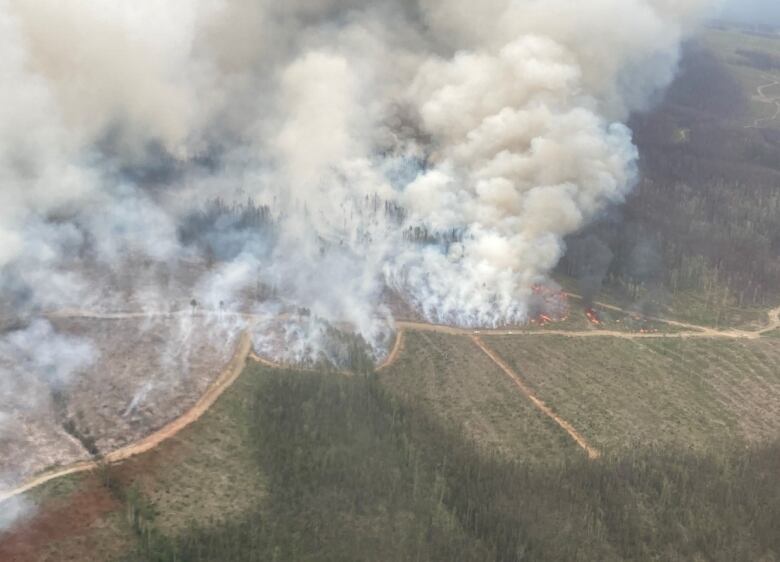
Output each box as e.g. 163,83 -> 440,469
720,0 -> 780,25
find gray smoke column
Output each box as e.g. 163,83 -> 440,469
0,0 -> 715,525
0,1 -> 714,414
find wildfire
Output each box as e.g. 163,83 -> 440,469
585,308 -> 601,325
529,284 -> 568,325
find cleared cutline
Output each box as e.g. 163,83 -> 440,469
0,331 -> 253,506
377,329 -> 405,371
471,335 -> 601,460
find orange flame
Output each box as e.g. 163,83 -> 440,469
585,308 -> 601,325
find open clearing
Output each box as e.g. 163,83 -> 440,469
3,299 -> 777,504
0,359 -> 270,561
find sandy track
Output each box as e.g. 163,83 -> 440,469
378,329 -> 405,371
396,321 -> 758,340
760,306 -> 780,333
746,76 -> 780,129
3,301 -> 777,504
471,336 -> 601,459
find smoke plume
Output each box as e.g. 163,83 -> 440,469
0,0 -> 712,332
0,0 -> 714,521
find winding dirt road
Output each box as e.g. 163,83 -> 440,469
746,75 -> 780,129
2,302 -> 778,505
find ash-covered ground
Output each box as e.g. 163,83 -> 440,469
0,315 -> 240,488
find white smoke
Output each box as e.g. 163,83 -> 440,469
0,491 -> 32,532
0,0 -> 713,416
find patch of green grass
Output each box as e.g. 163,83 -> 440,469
28,472 -> 88,503
120,365 -> 780,562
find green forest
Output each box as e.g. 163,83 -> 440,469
109,364 -> 780,562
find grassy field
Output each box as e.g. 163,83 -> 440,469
483,334 -> 780,453
379,331 -> 580,463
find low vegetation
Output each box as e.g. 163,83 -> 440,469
484,335 -> 780,452
380,331 -> 579,463
7,322 -> 780,561
111,364 -> 780,561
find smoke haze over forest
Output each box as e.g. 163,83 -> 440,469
0,0 -> 718,520
0,0 -> 713,337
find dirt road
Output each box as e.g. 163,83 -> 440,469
377,329 -> 405,371
472,335 -> 601,459
747,76 -> 780,129
395,320 -> 760,340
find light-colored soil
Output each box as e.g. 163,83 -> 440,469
51,316 -> 241,453
0,329 -> 250,506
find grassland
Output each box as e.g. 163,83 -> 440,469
483,334 -> 780,453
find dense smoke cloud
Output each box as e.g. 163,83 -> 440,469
0,0 -> 719,345
0,0 -> 712,333
0,0 -> 713,518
